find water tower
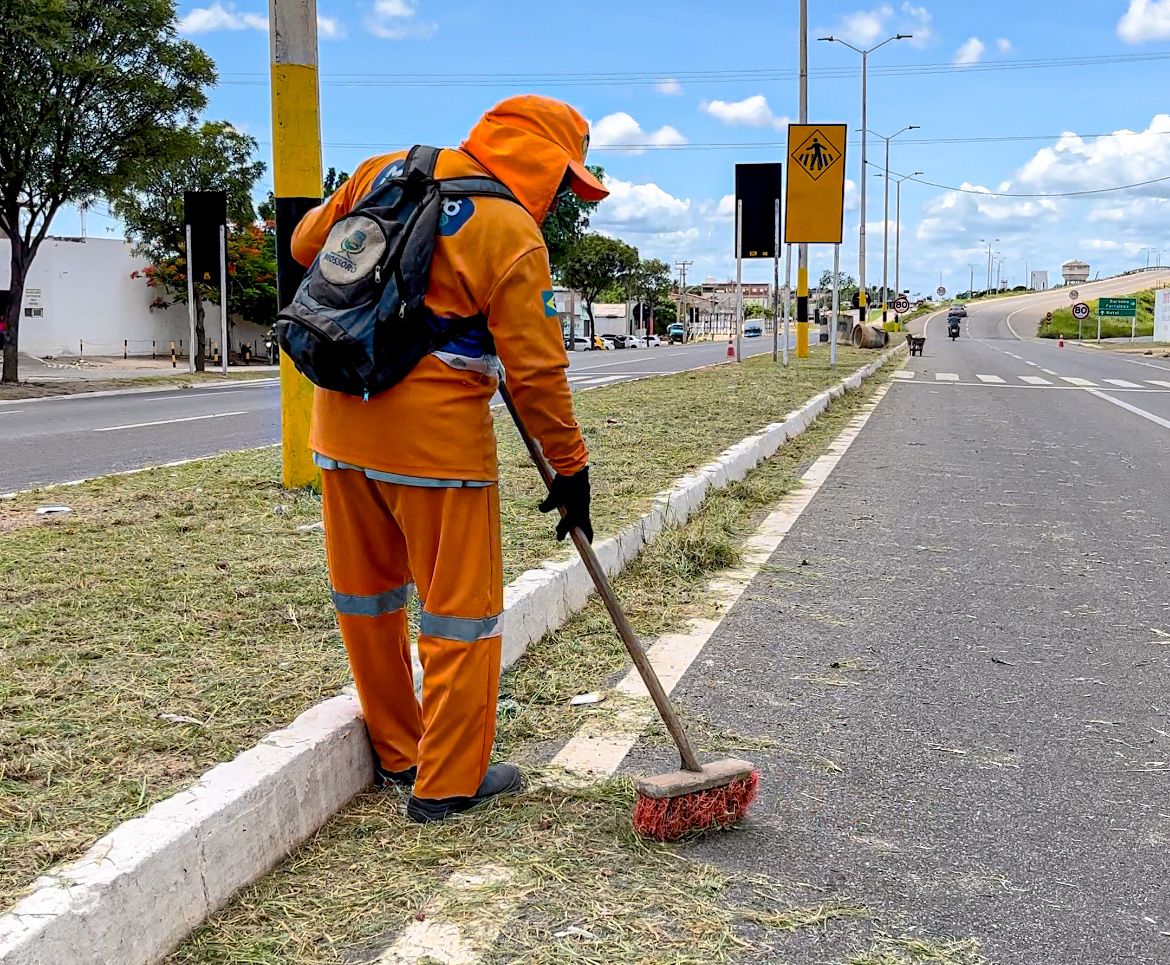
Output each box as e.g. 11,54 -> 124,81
1062,259 -> 1090,285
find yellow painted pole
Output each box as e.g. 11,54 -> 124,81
269,0 -> 322,489
796,265 -> 810,358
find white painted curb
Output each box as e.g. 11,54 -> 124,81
0,345 -> 903,965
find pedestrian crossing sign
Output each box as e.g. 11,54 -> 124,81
784,123 -> 848,244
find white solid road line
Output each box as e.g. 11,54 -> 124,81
1103,378 -> 1142,388
1019,376 -> 1051,385
93,411 -> 248,433
936,372 -> 960,381
1060,376 -> 1096,387
1087,389 -> 1170,431
976,374 -> 1006,383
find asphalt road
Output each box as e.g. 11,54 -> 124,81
0,336 -> 783,493
624,290 -> 1170,963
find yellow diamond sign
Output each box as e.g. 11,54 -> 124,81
784,123 -> 848,244
791,128 -> 841,181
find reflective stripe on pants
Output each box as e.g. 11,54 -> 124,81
321,466 -> 503,800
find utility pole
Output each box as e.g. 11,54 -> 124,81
270,0 -> 323,488
675,260 -> 692,343
980,237 -> 998,295
796,0 -> 810,358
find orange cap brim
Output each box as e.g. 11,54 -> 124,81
568,159 -> 609,201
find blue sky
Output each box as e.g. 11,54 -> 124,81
71,0 -> 1170,297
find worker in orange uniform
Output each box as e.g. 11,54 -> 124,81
290,95 -> 607,823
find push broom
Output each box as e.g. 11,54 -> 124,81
500,381 -> 759,841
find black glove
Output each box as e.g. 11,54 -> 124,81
538,466 -> 592,543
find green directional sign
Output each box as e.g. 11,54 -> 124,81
1098,297 -> 1138,317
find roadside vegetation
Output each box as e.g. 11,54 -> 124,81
0,347 -> 882,907
1040,288 -> 1157,340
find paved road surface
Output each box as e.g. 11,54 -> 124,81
0,337 -> 783,493
624,289 -> 1170,963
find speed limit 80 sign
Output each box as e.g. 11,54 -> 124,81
1072,302 -> 1090,321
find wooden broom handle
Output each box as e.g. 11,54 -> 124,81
499,380 -> 703,773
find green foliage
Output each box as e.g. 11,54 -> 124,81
744,303 -> 775,320
0,0 -> 215,381
560,233 -> 639,335
543,165 -> 605,276
1040,289 -> 1156,340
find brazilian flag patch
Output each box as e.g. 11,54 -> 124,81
542,290 -> 558,317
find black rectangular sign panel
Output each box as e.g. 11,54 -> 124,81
184,190 -> 227,286
734,163 -> 782,259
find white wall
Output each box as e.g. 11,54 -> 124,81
8,237 -> 268,358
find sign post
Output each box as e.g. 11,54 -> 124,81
1099,297 -> 1139,342
785,123 -> 847,357
830,245 -> 839,367
1072,301 -> 1091,341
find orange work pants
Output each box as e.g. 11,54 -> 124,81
320,468 -> 503,800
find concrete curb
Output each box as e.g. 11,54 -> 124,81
0,346 -> 903,965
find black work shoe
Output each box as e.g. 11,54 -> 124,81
373,762 -> 417,789
406,763 -> 523,823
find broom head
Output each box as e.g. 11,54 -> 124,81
632,758 -> 758,842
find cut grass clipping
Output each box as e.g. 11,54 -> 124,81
169,373 -> 888,965
0,347 -> 883,908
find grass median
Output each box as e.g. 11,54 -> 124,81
1040,288 -> 1156,340
169,367 -> 893,965
0,346 -> 880,908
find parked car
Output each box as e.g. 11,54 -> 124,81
592,335 -> 612,350
744,322 -> 763,338
667,323 -> 686,344
564,335 -> 591,351
637,335 -> 663,348
599,334 -> 625,350
611,334 -> 641,349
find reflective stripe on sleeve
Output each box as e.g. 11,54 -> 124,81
332,582 -> 415,617
419,611 -> 501,642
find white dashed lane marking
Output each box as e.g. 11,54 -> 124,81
1148,380 -> 1170,388
1042,368 -> 1058,375
1103,378 -> 1142,388
1019,376 -> 1052,385
976,374 -> 1005,384
935,373 -> 960,382
1060,377 -> 1097,387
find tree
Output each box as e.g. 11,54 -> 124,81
630,258 -> 672,334
113,121 -> 266,370
818,268 -> 858,308
0,0 -> 214,382
543,165 -> 606,277
559,233 -> 638,339
744,303 -> 775,320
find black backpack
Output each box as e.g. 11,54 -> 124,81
276,145 -> 521,399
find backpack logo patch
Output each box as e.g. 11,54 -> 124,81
339,229 -> 368,254
319,215 -> 386,285
438,198 -> 474,236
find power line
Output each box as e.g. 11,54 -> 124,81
893,170 -> 1170,199
213,50 -> 1170,88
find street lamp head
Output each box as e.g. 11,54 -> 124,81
908,125 -> 921,130
896,33 -> 913,39
817,35 -> 835,42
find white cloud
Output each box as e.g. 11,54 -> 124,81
655,78 -> 682,96
713,194 -> 736,221
831,4 -> 893,46
996,37 -> 1013,53
954,37 -> 986,65
178,2 -> 345,38
1118,0 -> 1170,42
844,179 -> 859,213
700,95 -> 788,131
1014,114 -> 1170,194
591,113 -> 687,154
366,0 -> 437,39
899,2 -> 934,46
178,2 -> 266,33
592,177 -> 692,235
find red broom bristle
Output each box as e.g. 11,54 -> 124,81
631,771 -> 760,842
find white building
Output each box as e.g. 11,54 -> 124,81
1,236 -> 268,359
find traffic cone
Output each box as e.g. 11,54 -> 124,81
726,336 -> 735,358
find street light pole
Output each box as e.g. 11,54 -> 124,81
893,171 -> 922,306
980,237 -> 999,295
871,127 -> 918,323
819,32 -> 912,331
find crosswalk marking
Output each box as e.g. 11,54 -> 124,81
976,374 -> 1005,384
1041,368 -> 1058,376
1103,378 -> 1142,388
1145,380 -> 1170,389
1019,376 -> 1051,385
569,374 -> 626,387
894,370 -> 915,380
935,372 -> 960,382
1060,376 -> 1097,387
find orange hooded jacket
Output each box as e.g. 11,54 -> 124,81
291,96 -> 605,483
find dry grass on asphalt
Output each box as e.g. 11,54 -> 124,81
169,378 -> 888,965
846,936 -> 989,965
0,346 -> 879,908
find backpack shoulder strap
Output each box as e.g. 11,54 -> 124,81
439,176 -> 520,206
